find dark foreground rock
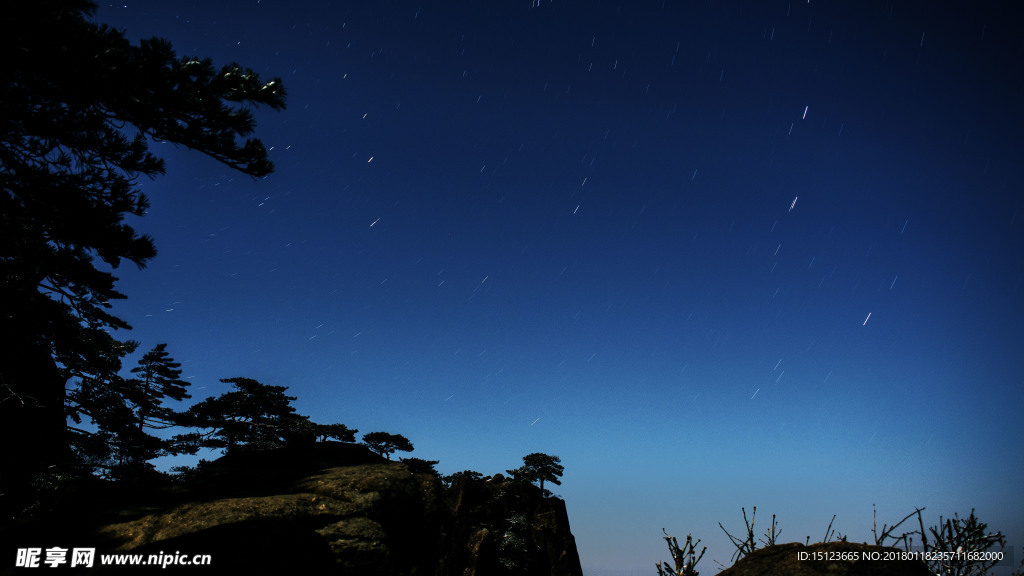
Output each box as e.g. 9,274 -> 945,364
716,541 -> 934,576
0,443 -> 583,576
442,473 -> 583,576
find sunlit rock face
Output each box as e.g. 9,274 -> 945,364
3,443 -> 583,576
98,460 -> 440,575
715,541 -> 934,576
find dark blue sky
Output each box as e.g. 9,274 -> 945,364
96,1 -> 1021,573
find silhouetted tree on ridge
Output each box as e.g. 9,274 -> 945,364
507,452 -> 564,493
178,377 -> 304,454
0,0 -> 285,514
400,457 -> 440,475
441,470 -> 484,490
68,343 -> 193,478
174,377 -> 356,457
362,431 -> 414,460
311,422 -> 358,443
127,344 -> 192,431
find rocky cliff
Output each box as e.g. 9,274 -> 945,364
0,443 -> 583,576
441,473 -> 583,576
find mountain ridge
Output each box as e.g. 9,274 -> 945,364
1,442 -> 583,576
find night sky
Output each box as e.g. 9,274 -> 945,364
94,1 -> 1021,574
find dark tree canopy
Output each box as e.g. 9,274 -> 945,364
128,343 -> 192,430
312,422 -> 358,443
362,432 -> 415,460
0,0 -> 284,513
400,457 -> 440,475
507,452 -> 564,493
442,470 -> 484,490
68,343 -> 192,477
179,377 -> 304,454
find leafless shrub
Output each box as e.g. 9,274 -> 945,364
718,506 -> 780,562
670,505 -> 1012,576
657,529 -> 706,576
873,505 -> 1009,576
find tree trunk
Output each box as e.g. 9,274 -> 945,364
0,335 -> 69,518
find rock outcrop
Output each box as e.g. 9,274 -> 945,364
440,473 -> 583,576
96,461 -> 441,574
715,541 -> 935,576
1,443 -> 583,576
